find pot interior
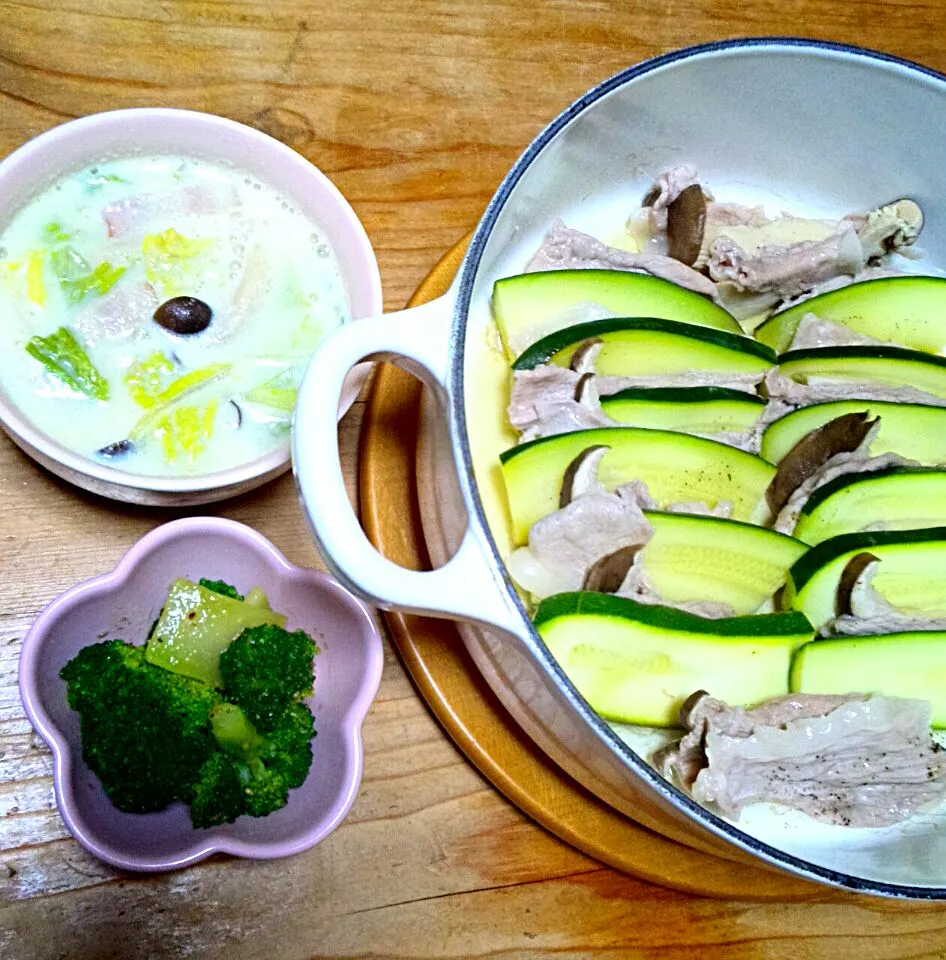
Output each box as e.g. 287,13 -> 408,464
455,40 -> 946,893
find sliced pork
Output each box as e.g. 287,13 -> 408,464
707,225 -> 865,301
103,185 -> 226,238
507,364 -> 771,447
507,365 -> 611,442
72,282 -> 159,343
763,367 -> 946,409
787,312 -> 890,351
526,220 -> 718,298
655,691 -> 946,827
507,472 -> 739,611
506,489 -> 655,598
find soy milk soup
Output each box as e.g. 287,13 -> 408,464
0,155 -> 349,476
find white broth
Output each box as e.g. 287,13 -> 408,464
0,154 -> 349,477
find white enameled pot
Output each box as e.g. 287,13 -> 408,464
294,38 -> 946,897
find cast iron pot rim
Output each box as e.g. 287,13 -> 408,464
450,36 -> 946,898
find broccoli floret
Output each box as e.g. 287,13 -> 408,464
189,751 -> 251,828
62,613 -> 317,828
60,641 -> 219,813
189,701 -> 313,828
265,702 -> 315,789
219,624 -> 317,730
198,578 -> 243,602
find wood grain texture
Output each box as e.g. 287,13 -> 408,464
2,1 -> 946,957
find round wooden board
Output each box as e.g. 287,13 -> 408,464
358,237 -> 820,901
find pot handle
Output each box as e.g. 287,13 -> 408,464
292,294 -> 521,634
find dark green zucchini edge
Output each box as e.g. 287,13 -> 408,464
600,385 -> 766,406
513,315 -> 775,370
779,344 -> 946,368
800,466 -> 946,517
498,425 -> 768,466
788,525 -> 946,592
533,591 -> 813,636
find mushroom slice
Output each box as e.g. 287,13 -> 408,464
835,552 -> 881,617
854,199 -> 924,259
96,439 -> 134,459
581,544 -> 645,594
573,372 -> 597,407
569,337 -> 603,374
559,444 -> 610,507
667,184 -> 708,266
765,411 -> 878,514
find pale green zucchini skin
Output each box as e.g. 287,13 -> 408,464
755,275 -> 946,354
601,386 -> 765,434
500,427 -> 776,544
512,315 -> 774,374
785,527 -> 946,630
641,511 -> 807,615
492,268 -> 741,357
760,400 -> 946,465
791,632 -> 946,728
534,592 -> 814,727
777,345 -> 946,402
793,467 -> 946,544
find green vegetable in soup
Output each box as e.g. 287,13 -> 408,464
25,326 -> 109,400
43,222 -> 73,244
125,351 -> 176,408
244,368 -> 298,412
126,361 -> 230,446
50,246 -> 125,304
142,228 -> 212,298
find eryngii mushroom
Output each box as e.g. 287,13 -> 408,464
765,411 -> 879,514
573,372 -> 596,406
853,198 -> 924,259
835,552 -> 881,617
559,444 -> 610,507
667,184 -> 708,267
569,337 -> 603,374
581,544 -> 644,594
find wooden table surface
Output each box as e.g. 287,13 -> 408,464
5,2 -> 946,957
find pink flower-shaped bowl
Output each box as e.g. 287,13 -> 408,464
18,516 -> 383,872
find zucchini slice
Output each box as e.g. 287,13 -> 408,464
500,427 -> 776,544
760,400 -> 946,465
794,467 -> 946,544
777,345 -> 946,402
535,592 -> 814,726
601,386 -> 766,434
642,512 -> 808,615
786,527 -> 946,629
512,316 -> 774,374
492,269 -> 741,357
791,632 -> 946,727
755,276 -> 946,354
